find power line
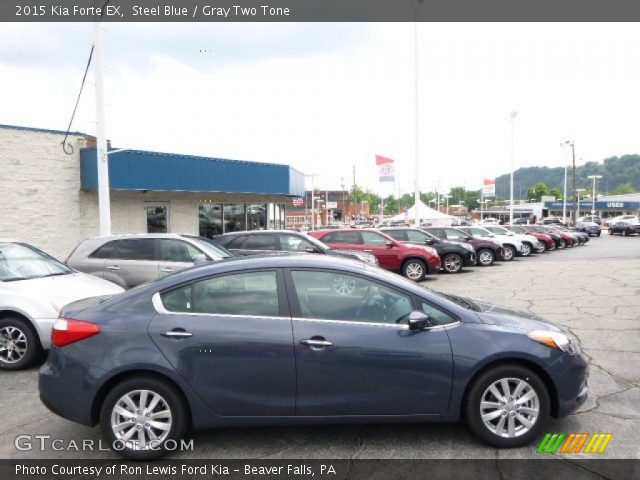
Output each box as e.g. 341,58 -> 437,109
61,44 -> 95,154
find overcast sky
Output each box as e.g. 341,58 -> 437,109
1,22 -> 639,194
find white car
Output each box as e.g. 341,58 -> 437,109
481,225 -> 543,256
0,240 -> 123,370
459,226 -> 524,261
603,215 -> 638,227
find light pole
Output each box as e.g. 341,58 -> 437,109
563,141 -> 577,224
480,199 -> 489,222
509,111 -> 518,225
94,22 -> 111,236
560,143 -> 569,223
588,175 -> 602,216
443,194 -> 451,215
576,188 -> 585,218
412,1 -> 424,227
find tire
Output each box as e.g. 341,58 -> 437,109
597,232 -> 601,237
622,230 -> 627,236
477,249 -> 495,266
534,242 -> 546,254
0,317 -> 41,371
401,259 -> 427,282
100,376 -> 189,460
465,364 -> 550,448
548,242 -> 556,251
502,245 -> 516,261
557,239 -> 566,249
608,230 -> 613,235
520,243 -> 532,257
442,253 -> 463,274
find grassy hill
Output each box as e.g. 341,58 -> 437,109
495,154 -> 640,198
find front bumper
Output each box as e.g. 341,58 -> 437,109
463,252 -> 476,266
546,352 -> 590,417
427,256 -> 442,274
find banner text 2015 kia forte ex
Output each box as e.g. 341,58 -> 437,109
39,255 -> 588,460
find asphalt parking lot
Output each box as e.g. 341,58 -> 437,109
1,233 -> 639,460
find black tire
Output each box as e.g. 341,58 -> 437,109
534,242 -> 546,254
557,239 -> 566,249
0,317 -> 41,371
622,230 -> 627,236
100,376 -> 189,460
477,249 -> 495,266
401,258 -> 427,282
597,232 -> 601,237
465,364 -> 550,448
502,245 -> 516,261
442,253 -> 464,274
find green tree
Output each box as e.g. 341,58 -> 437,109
613,183 -> 636,195
549,188 -> 562,199
527,183 -> 549,201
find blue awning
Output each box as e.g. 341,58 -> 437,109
80,148 -> 305,197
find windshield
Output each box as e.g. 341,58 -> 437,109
184,236 -> 234,259
0,242 -> 72,282
510,227 -> 525,234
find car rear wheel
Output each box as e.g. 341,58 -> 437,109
0,317 -> 40,371
401,259 -> 427,282
477,249 -> 495,266
502,246 -> 516,261
465,364 -> 550,448
442,253 -> 463,273
520,243 -> 532,257
100,376 -> 189,460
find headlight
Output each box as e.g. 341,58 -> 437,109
51,297 -> 72,313
463,243 -> 474,251
527,330 -> 581,355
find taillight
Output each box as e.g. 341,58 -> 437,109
51,318 -> 100,347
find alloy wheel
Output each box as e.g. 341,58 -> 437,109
520,243 -> 531,256
0,326 -> 28,365
405,262 -> 424,280
557,239 -> 566,249
110,389 -> 173,451
443,254 -> 462,273
502,247 -> 515,261
478,250 -> 494,266
480,378 -> 540,438
535,243 -> 546,254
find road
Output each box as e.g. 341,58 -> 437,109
1,233 -> 639,459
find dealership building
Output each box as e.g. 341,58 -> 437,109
0,124 -> 304,259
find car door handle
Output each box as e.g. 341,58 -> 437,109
106,266 -> 120,270
161,329 -> 193,339
300,339 -> 333,347
160,267 -> 174,273
363,249 -> 373,253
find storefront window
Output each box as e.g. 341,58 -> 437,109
224,203 -> 246,233
247,204 -> 267,230
146,205 -> 168,233
199,204 -> 223,238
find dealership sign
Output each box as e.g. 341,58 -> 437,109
544,200 -> 640,210
482,179 -> 495,198
376,155 -> 395,183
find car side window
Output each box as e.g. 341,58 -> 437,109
406,230 -> 429,242
385,230 -> 407,241
429,229 -> 446,240
243,235 -> 277,251
90,240 -> 119,259
160,239 -> 201,263
291,270 -> 413,325
280,235 -> 315,252
161,284 -> 193,312
443,228 -> 465,239
361,232 -> 389,246
193,271 -> 279,316
421,301 -> 458,326
114,239 -> 156,260
324,231 -> 359,244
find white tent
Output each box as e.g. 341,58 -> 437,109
390,199 -> 456,223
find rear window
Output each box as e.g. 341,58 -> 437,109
115,239 -> 156,260
89,240 -> 119,259
243,235 -> 278,250
224,236 -> 247,249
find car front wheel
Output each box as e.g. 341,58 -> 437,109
401,259 -> 427,282
442,253 -> 463,273
100,376 -> 189,460
557,239 -> 566,249
502,246 -> 516,261
520,243 -> 532,257
465,364 -> 550,448
0,317 -> 40,371
477,249 -> 495,266
535,242 -> 546,254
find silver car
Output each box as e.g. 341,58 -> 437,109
66,234 -> 233,289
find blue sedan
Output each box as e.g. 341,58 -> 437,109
39,255 -> 588,459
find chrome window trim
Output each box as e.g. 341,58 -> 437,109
151,292 -> 289,321
292,317 -> 461,330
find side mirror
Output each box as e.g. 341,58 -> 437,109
304,247 -> 320,253
465,236 -> 472,241
506,231 -> 515,236
193,254 -> 208,265
408,310 -> 432,330
424,238 -> 435,245
386,241 -> 395,248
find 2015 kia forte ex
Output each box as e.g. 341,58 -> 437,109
39,255 -> 589,459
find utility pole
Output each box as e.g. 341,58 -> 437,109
413,1 -> 423,227
94,21 -> 111,236
570,143 -> 577,224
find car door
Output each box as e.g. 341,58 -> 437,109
286,268 -> 453,416
361,231 -> 399,269
103,238 -> 158,288
157,239 -> 203,277
148,269 -> 296,416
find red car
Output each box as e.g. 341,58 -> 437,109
308,228 -> 440,281
539,226 -> 575,248
509,226 -> 555,251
